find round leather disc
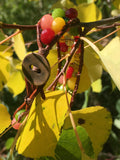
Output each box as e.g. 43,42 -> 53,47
22,53 -> 50,86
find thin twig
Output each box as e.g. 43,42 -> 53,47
0,30 -> 21,45
63,74 -> 84,152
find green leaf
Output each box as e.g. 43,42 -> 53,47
0,104 -> 11,134
5,137 -> 14,150
16,91 -> 71,158
99,36 -> 120,90
12,30 -> 26,61
63,106 -> 112,159
55,126 -> 94,160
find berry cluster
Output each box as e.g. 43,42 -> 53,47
39,7 -> 81,91
40,8 -> 78,45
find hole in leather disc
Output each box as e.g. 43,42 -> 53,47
29,65 -> 41,73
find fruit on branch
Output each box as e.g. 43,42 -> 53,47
59,42 -> 68,52
40,14 -> 53,30
66,66 -> 74,79
67,77 -> 76,90
65,8 -> 78,19
40,28 -> 55,45
22,53 -> 50,86
12,118 -> 21,130
52,17 -> 65,34
52,8 -> 65,19
15,109 -> 26,122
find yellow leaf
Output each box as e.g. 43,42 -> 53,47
99,36 -> 120,90
0,104 -> 11,134
76,0 -> 96,4
63,106 -> 112,159
77,43 -> 102,93
52,0 -> 76,9
7,70 -> 25,96
0,45 -> 13,57
44,49 -> 58,90
0,56 -> 10,90
91,78 -> 102,93
113,0 -> 120,9
78,65 -> 91,93
12,30 -> 26,61
16,90 -> 71,158
77,3 -> 102,22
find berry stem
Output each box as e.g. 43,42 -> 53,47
47,38 -> 81,90
70,40 -> 84,108
52,41 -> 61,90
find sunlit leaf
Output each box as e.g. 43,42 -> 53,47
91,79 -> 102,93
7,70 -> 25,96
16,90 -> 71,158
77,44 -> 102,93
77,2 -> 102,22
76,0 -> 96,4
52,0 -> 76,9
0,104 -> 11,134
0,45 -> 13,57
12,30 -> 26,61
63,106 -> 112,159
44,49 -> 58,90
99,36 -> 120,90
0,56 -> 10,90
55,126 -> 94,160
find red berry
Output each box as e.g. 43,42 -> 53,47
11,118 -> 21,130
41,28 -> 55,45
59,42 -> 68,52
66,66 -> 74,79
65,8 -> 78,19
40,14 -> 53,30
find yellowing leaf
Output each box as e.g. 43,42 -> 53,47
77,65 -> 91,93
77,3 -> 102,22
44,49 -> 58,90
52,0 -> 76,9
99,36 -> 120,90
63,106 -> 112,160
0,104 -> 11,134
0,45 -> 13,57
77,44 -> 102,93
91,78 -> 102,93
113,0 -> 120,9
7,70 -> 25,96
12,30 -> 26,61
16,90 -> 71,158
0,56 -> 10,90
76,0 -> 96,4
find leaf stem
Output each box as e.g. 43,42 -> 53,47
64,75 -> 84,152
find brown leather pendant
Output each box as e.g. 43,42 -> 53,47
22,53 -> 50,86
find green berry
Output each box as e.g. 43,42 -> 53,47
15,109 -> 26,122
52,8 -> 65,19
